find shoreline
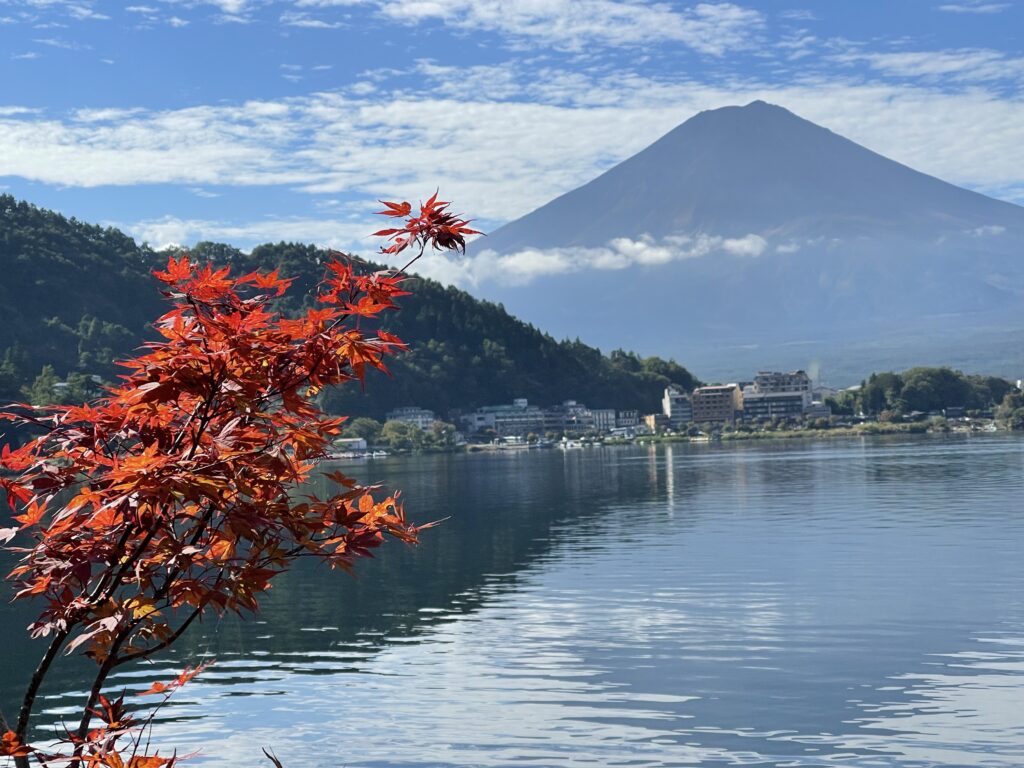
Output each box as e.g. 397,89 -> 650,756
346,420 -> 1009,457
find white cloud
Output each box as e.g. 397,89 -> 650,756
415,233 -> 767,288
71,107 -> 145,121
298,0 -> 764,54
969,224 -> 1006,236
123,4 -> 189,26
280,10 -> 344,27
2,66 -> 1024,238
0,100 -> 312,188
834,47 -> 1024,83
720,234 -> 767,257
216,12 -> 252,23
122,215 -> 374,251
1,0 -> 112,22
65,3 -> 108,20
202,0 -> 249,12
33,36 -> 89,49
780,9 -> 817,21
10,51 -> 40,59
777,32 -> 817,61
936,2 -> 1009,12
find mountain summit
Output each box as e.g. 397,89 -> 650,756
470,102 -> 1024,380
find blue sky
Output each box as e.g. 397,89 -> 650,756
1,0 -> 1023,281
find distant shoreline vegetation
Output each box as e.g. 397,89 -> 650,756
338,375 -> 1019,457
340,412 -> 1011,457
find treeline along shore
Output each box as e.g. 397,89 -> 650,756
332,364 -> 1022,456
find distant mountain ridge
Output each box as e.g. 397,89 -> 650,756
471,101 -> 1024,381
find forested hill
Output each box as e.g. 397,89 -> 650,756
0,196 -> 166,403
0,195 -> 700,417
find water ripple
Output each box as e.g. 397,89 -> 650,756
9,435 -> 1024,767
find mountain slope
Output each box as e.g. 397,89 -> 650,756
483,101 -> 1024,250
0,196 -> 165,392
469,102 -> 1024,380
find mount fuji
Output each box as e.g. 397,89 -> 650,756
465,101 -> 1024,382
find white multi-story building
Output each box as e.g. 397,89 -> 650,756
661,386 -> 693,429
591,408 -> 617,433
464,398 -> 545,436
616,409 -> 640,428
741,371 -> 813,421
753,370 -> 812,395
544,400 -> 594,434
385,406 -> 437,430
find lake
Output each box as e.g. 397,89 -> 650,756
2,435 -> 1024,767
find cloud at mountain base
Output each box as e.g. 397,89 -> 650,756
417,233 -> 768,288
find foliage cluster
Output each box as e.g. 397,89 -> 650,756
341,417 -> 459,451
995,391 -> 1024,429
827,366 -> 1015,416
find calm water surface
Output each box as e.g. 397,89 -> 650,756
2,435 -> 1024,767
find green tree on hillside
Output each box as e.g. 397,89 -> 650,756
343,416 -> 384,444
380,420 -> 425,451
22,364 -> 60,406
996,392 -> 1024,429
857,367 -> 1015,416
861,372 -> 903,414
0,346 -> 26,402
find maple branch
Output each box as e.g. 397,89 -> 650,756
13,627 -> 72,766
115,607 -> 203,667
394,237 -> 430,278
87,525 -> 137,603
75,557 -> 225,750
14,408 -> 218,763
73,627 -> 132,753
168,397 -> 208,456
71,501 -> 221,752
94,523 -> 160,606
11,518 -> 142,764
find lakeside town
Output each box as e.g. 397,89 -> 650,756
332,368 -> 1020,456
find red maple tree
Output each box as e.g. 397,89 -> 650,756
0,196 -> 478,767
